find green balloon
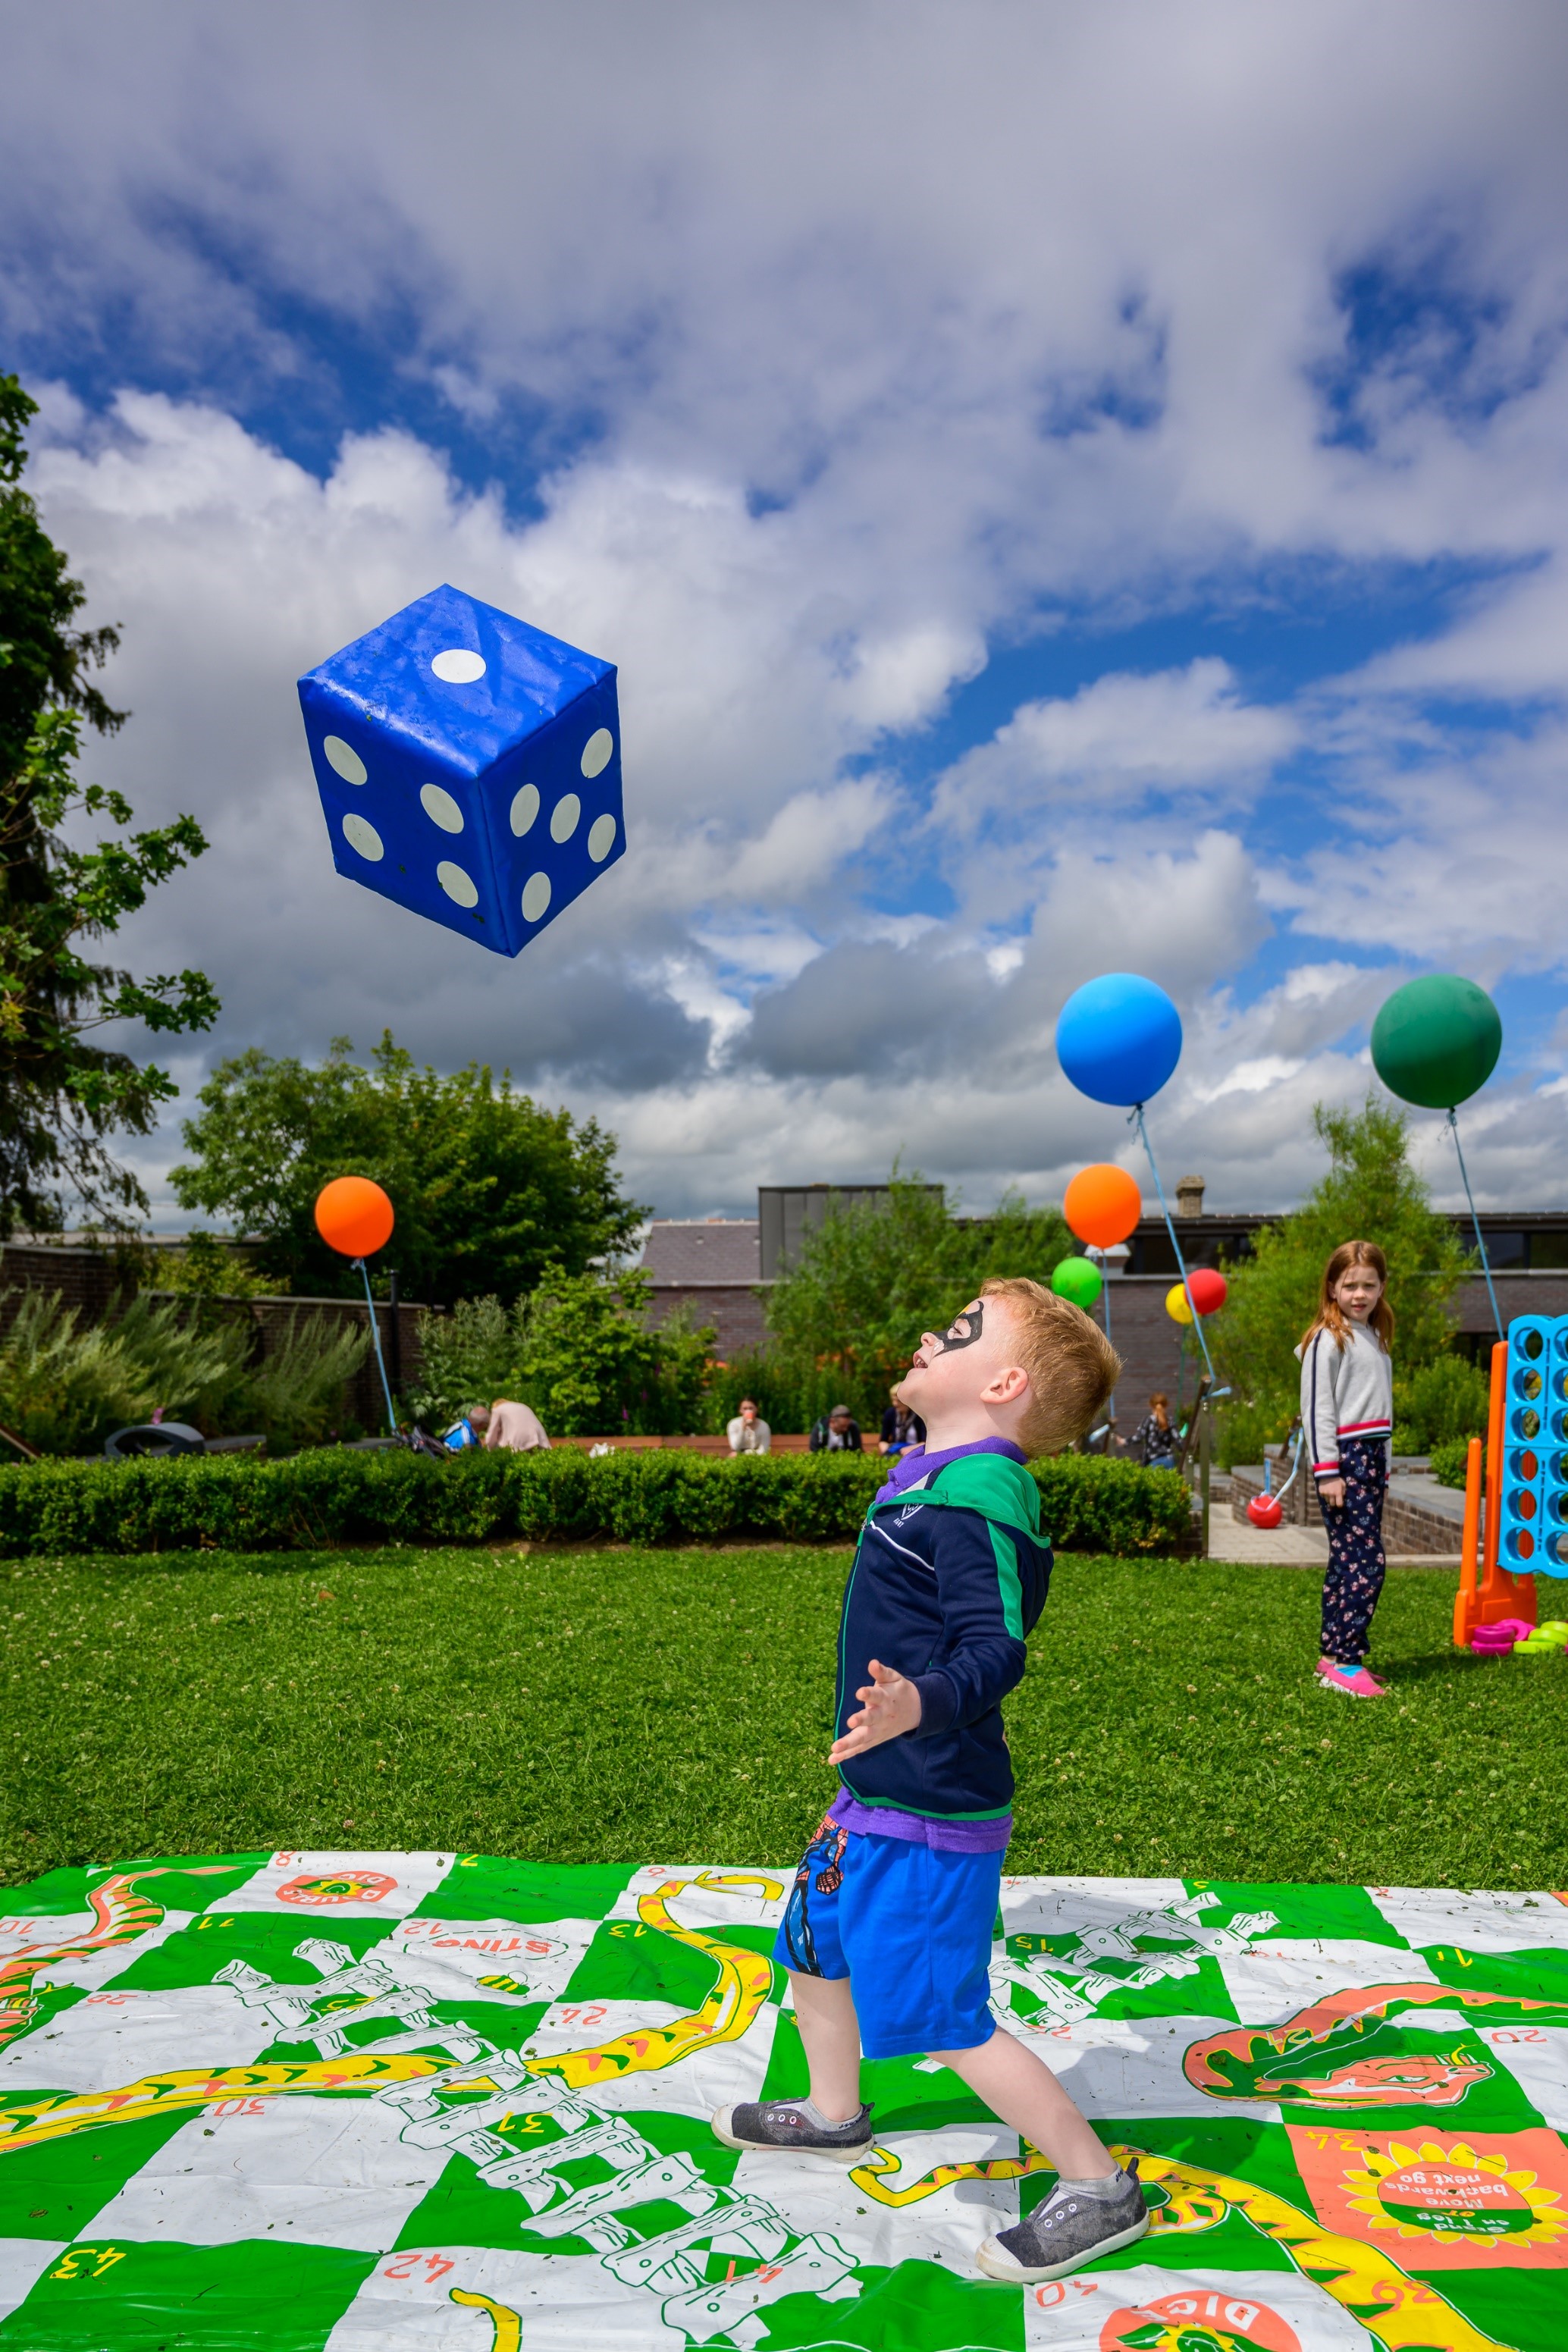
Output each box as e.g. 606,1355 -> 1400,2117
1050,1254 -> 1103,1309
1370,975 -> 1502,1111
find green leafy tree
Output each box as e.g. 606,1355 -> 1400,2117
409,1271 -> 712,1435
171,1032 -> 648,1303
1213,1094 -> 1475,1463
0,375 -> 218,1231
762,1174 -> 1074,1428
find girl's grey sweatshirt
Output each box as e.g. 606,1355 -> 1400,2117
1296,1322 -> 1394,1483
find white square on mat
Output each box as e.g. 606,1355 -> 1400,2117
519,1995 -> 779,2118
1024,2262 -> 1375,2350
1475,2021 -> 1568,2128
1366,1886 -> 1568,1953
1215,1936 -> 1439,2024
324,2243 -> 682,2350
389,1914 -> 599,2006
1006,2012 -> 1281,2123
733,2122 -> 1021,2268
215,1851 -> 459,1921
0,1979 -> 274,2091
0,2238 -> 69,2327
605,1866 -> 792,1937
90,2090 -> 445,2252
999,1877 -> 1189,1941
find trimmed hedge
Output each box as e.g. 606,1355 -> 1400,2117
0,1447 -> 1193,1559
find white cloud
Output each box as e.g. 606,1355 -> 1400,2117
931,661 -> 1296,831
8,5 -> 1568,1219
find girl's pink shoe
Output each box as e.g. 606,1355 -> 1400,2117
1316,1657 -> 1387,1698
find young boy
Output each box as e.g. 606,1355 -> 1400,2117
712,1277 -> 1146,2284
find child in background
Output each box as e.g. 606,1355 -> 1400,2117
1299,1240 -> 1394,1699
1128,1391 -> 1176,1469
713,1278 -> 1151,2284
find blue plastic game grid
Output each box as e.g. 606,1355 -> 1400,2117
1497,1314 -> 1568,1578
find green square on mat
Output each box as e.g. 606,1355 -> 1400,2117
102,1911 -> 397,1996
560,1917 -> 764,2012
393,2104 -> 745,2256
0,2236 -> 375,2351
106,1855 -> 271,1911
773,2258 -> 1023,2352
1428,2271 -> 1568,2352
1187,1880 -> 1413,1948
0,2111 -> 193,2244
406,1858 -> 636,1926
1418,1942 -> 1568,2004
1002,1937 -> 1240,2024
0,1870 -> 97,1921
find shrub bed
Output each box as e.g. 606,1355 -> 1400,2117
0,1447 -> 1191,1558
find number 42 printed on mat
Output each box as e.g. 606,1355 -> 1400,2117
384,2252 -> 456,2284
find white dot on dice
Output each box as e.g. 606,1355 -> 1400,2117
581,727 -> 614,778
420,784 -> 465,834
522,872 -> 552,923
510,783 -> 540,837
588,814 -> 616,862
342,813 -> 383,861
437,861 -> 479,908
431,649 -> 487,685
550,792 -> 581,843
325,735 -> 367,786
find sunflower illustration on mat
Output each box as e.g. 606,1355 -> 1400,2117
1344,2137 -> 1566,2248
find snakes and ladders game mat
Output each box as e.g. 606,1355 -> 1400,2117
0,1855 -> 1561,2348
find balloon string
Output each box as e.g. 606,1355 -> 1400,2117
1448,1108 -> 1504,1341
357,1257 -> 400,1435
1131,1103 -> 1220,1386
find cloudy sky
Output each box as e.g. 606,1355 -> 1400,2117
6,0 -> 1568,1224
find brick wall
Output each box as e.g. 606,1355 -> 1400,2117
644,1283 -> 771,1358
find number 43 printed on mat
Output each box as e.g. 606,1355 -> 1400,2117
50,2246 -> 127,2282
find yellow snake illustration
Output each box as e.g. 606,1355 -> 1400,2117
449,2289 -> 521,2350
0,1871 -> 782,2158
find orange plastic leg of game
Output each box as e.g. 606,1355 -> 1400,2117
1457,1338 -> 1538,1645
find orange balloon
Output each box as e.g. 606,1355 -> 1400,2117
1063,1164 -> 1143,1250
315,1174 -> 395,1259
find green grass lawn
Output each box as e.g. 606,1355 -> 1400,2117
1,1544 -> 1560,1889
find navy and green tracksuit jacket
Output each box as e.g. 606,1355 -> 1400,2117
834,1444 -> 1051,1827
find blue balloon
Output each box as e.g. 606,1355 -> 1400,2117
1056,973 -> 1183,1106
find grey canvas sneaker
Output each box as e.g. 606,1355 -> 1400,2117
711,2098 -> 874,2162
974,2162 -> 1149,2281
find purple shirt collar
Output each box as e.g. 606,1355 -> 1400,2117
874,1434 -> 1025,1507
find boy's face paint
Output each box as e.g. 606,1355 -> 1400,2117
930,1300 -> 985,1353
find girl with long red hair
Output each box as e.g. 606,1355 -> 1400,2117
1297,1241 -> 1394,1698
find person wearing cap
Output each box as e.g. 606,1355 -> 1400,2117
810,1404 -> 863,1452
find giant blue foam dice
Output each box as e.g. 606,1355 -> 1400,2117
298,584 -> 624,958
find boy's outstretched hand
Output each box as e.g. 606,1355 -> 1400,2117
828,1658 -> 922,1762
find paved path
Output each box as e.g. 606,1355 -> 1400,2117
1200,1513 -> 1460,1569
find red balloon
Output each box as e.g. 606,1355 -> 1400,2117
1187,1266 -> 1228,1317
315,1175 -> 394,1259
1063,1164 -> 1143,1250
1247,1493 -> 1283,1529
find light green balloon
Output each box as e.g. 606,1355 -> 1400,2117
1051,1254 -> 1103,1310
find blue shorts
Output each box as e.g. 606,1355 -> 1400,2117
772,1815 -> 1001,2059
